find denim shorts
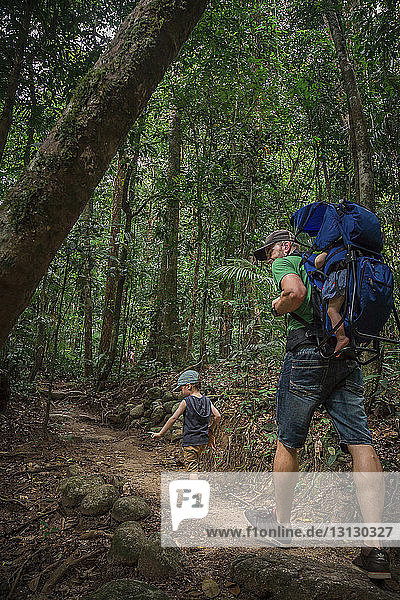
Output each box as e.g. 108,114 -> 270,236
275,346 -> 372,453
322,269 -> 347,301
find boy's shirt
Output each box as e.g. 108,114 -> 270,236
182,394 -> 211,447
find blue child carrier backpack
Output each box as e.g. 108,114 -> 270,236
290,200 -> 399,363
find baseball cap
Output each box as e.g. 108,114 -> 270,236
174,370 -> 199,392
254,229 -> 295,261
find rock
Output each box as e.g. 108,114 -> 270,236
137,533 -> 186,580
171,402 -> 181,413
112,496 -> 151,522
139,417 -> 150,426
80,484 -> 120,516
161,415 -> 170,426
150,406 -> 165,425
229,554 -> 391,599
107,521 -> 146,565
145,387 -> 164,401
162,391 -> 175,403
171,429 -> 183,442
163,401 -> 176,414
61,475 -> 105,507
81,578 -> 169,600
130,403 -> 145,418
144,409 -> 152,417
143,396 -> 153,409
66,463 -> 84,477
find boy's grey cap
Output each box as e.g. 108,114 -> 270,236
174,370 -> 199,391
254,229 -> 295,261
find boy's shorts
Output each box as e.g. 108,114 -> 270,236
276,346 -> 372,454
183,444 -> 207,472
322,269 -> 347,301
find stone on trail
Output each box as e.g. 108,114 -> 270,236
145,387 -> 164,401
80,484 -> 120,516
112,496 -> 151,522
229,553 -> 392,599
171,428 -> 183,442
129,403 -> 144,418
171,402 -> 181,413
162,391 -> 175,403
60,474 -> 105,507
137,533 -> 186,580
66,463 -> 84,477
81,578 -> 169,600
150,406 -> 165,425
163,401 -> 176,414
107,521 -> 146,565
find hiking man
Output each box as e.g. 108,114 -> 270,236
247,229 -> 390,579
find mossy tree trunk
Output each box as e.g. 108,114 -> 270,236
325,9 -> 375,211
0,0 -> 209,350
82,201 -> 94,378
143,106 -> 186,366
97,127 -> 142,388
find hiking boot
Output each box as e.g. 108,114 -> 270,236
243,507 -> 292,547
352,547 -> 391,579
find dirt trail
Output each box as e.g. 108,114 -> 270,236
2,392 -> 398,600
50,398 -> 181,500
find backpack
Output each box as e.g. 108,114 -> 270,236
289,200 -> 399,363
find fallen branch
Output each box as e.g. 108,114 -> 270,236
38,549 -> 103,597
6,548 -> 42,600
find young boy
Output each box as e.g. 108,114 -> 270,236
150,370 -> 221,472
315,251 -> 350,354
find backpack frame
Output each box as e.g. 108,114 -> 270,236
290,201 -> 400,364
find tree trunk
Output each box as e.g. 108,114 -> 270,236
0,0 -> 208,350
98,153 -> 125,361
97,126 -> 142,387
0,0 -> 33,163
82,201 -> 93,378
23,72 -> 37,167
143,107 -> 185,366
186,207 -> 202,360
29,274 -> 48,381
325,10 -> 374,210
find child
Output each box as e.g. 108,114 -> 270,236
315,251 -> 350,354
150,370 -> 221,473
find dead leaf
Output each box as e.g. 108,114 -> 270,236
202,578 -> 220,598
225,580 -> 240,596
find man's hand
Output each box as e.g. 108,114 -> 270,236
272,297 -> 281,316
150,432 -> 162,439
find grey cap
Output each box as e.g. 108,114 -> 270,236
174,370 -> 199,392
254,229 -> 295,261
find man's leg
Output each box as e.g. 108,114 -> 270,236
348,444 -> 384,549
273,440 -> 299,524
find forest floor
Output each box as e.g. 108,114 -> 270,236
1,373 -> 400,599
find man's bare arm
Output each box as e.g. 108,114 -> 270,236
272,273 -> 307,315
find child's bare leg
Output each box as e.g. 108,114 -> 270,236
327,295 -> 349,353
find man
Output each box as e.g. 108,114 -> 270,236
246,229 -> 390,579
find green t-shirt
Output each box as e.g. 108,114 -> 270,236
271,255 -> 313,332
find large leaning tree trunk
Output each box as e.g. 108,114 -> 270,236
142,106 -> 186,366
0,0 -> 208,351
324,9 -> 375,211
